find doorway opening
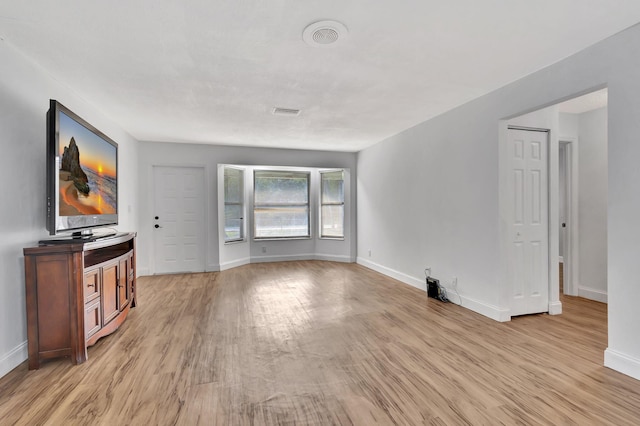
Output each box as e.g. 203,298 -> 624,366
557,89 -> 608,303
500,88 -> 608,319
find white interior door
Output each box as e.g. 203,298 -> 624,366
153,166 -> 205,274
508,128 -> 549,316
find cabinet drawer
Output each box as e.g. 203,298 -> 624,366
84,269 -> 100,303
84,298 -> 102,339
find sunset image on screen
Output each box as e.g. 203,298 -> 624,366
58,111 -> 117,216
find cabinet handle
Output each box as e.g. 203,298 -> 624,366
87,283 -> 95,288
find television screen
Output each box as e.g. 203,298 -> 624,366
47,100 -> 118,237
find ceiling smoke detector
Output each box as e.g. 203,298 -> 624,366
302,20 -> 348,48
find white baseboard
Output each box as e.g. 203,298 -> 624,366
206,263 -> 221,272
457,293 -> 512,322
578,287 -> 608,303
0,341 -> 27,379
220,258 -> 250,271
313,254 -> 353,263
356,258 -> 511,322
605,348 -> 640,380
549,300 -> 563,315
356,257 -> 424,289
251,253 -> 316,263
137,267 -> 150,276
250,254 -> 352,264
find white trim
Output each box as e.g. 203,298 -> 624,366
137,267 -> 150,276
206,263 -> 221,272
357,258 -> 512,322
251,254 -> 352,264
313,254 -> 352,263
251,253 -> 316,263
549,300 -> 563,315
457,294 -> 512,322
218,255 -> 354,270
578,287 -> 608,303
0,341 -> 27,378
439,284 -> 511,322
220,258 -> 250,271
356,257 -> 425,289
605,348 -> 640,380
559,137 -> 580,296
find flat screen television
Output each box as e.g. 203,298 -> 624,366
46,100 -> 118,239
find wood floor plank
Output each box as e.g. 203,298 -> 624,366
1,260 -> 640,425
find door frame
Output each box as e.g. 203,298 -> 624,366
559,138 -> 579,296
506,125 -> 551,316
499,113 -> 562,321
149,164 -> 208,275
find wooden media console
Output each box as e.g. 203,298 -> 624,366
23,232 -> 136,369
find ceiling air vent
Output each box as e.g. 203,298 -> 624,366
272,107 -> 301,116
302,20 -> 348,48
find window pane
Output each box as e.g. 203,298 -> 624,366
224,167 -> 244,242
321,170 -> 344,238
321,171 -> 344,204
224,168 -> 243,203
255,171 -> 309,205
224,204 -> 243,241
254,170 -> 310,239
254,206 -> 309,238
321,205 -> 344,238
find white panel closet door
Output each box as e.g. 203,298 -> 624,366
508,128 -> 549,316
152,166 -> 205,274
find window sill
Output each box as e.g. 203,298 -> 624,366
253,236 -> 312,242
224,239 -> 247,245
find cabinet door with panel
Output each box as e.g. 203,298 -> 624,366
84,298 -> 101,339
102,261 -> 120,325
83,268 -> 102,338
84,268 -> 100,303
118,255 -> 130,311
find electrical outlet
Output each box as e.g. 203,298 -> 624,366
452,276 -> 458,289
261,246 -> 267,254
368,249 -> 372,257
425,266 -> 432,276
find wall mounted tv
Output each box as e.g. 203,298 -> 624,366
46,100 -> 118,238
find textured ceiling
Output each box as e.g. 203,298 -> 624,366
1,1 -> 639,152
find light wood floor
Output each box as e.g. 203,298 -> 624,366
1,261 -> 640,425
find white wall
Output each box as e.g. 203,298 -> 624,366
357,23 -> 640,379
138,142 -> 356,275
578,107 -> 608,302
0,40 -> 139,378
560,108 -> 609,302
